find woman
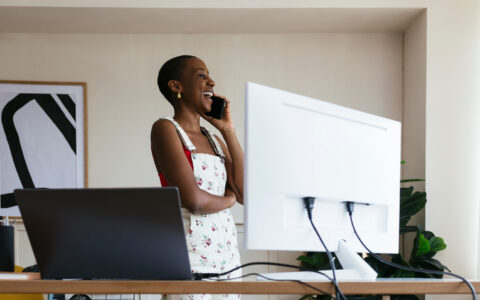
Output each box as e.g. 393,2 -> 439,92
151,55 -> 243,300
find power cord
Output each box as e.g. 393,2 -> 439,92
194,261 -> 342,299
212,272 -> 333,298
346,201 -> 477,300
304,197 -> 346,300
194,262 -> 332,281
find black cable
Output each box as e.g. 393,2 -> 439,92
304,197 -> 346,300
346,201 -> 477,300
194,261 -> 341,299
194,262 -> 332,281
212,272 -> 333,298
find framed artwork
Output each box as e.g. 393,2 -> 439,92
0,81 -> 87,217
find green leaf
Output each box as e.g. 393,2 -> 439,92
364,256 -> 394,277
400,191 -> 427,218
400,179 -> 425,183
400,187 -> 414,199
390,254 -> 427,279
410,232 -> 420,261
391,254 -> 412,267
400,226 -> 419,234
401,160 -> 406,165
410,231 -> 447,262
430,237 -> 447,252
399,190 -> 426,231
421,230 -> 434,240
296,255 -> 313,264
421,258 -> 451,272
297,252 -> 340,270
399,216 -> 412,229
415,233 -> 431,256
390,269 -> 416,278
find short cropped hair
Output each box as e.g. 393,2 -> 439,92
157,55 -> 197,105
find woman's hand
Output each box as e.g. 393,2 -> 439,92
202,93 -> 245,205
202,94 -> 234,133
224,186 -> 237,208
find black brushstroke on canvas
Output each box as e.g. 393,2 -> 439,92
1,93 -> 76,208
57,94 -> 76,121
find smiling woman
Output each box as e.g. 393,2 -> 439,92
151,55 -> 244,300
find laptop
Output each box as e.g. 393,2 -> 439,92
15,187 -> 193,280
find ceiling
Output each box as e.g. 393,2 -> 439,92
0,7 -> 424,33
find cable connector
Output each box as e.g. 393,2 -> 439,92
346,201 -> 355,216
303,197 -> 316,220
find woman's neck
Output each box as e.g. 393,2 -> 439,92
173,109 -> 202,134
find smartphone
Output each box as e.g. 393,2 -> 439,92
206,96 -> 226,119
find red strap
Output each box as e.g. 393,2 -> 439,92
159,146 -> 193,186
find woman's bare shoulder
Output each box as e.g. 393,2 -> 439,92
151,118 -> 177,137
151,118 -> 181,149
152,118 -> 176,131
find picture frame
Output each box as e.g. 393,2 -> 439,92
0,80 -> 87,217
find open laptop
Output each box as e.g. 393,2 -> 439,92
15,187 -> 192,280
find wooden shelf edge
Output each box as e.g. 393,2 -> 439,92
0,280 -> 478,295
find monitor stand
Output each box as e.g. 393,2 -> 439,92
257,240 -> 378,282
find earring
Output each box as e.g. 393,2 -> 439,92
177,92 -> 182,99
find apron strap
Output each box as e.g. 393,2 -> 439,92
201,127 -> 226,160
157,117 -> 196,152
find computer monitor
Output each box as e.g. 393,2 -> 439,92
244,82 -> 401,281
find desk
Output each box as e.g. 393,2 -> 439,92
0,279 -> 478,295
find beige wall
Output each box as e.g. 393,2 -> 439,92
401,10 -> 426,257
0,32 -> 403,224
1,32 -> 404,300
425,0 -> 480,299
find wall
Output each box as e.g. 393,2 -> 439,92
425,0 -> 480,299
1,32 -> 403,300
0,32 -> 403,224
402,10 -> 426,256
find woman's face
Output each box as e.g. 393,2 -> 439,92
179,57 -> 216,113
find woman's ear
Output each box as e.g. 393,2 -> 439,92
168,80 -> 182,94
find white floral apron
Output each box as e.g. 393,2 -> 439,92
159,117 -> 241,300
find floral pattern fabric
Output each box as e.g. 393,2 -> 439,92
183,153 -> 241,275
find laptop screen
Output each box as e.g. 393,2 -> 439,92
15,187 -> 192,280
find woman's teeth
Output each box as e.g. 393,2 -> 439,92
203,92 -> 213,97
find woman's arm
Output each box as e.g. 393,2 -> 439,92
215,132 -> 244,204
151,119 -> 236,214
202,95 -> 244,204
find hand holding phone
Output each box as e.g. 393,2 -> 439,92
205,96 -> 226,119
